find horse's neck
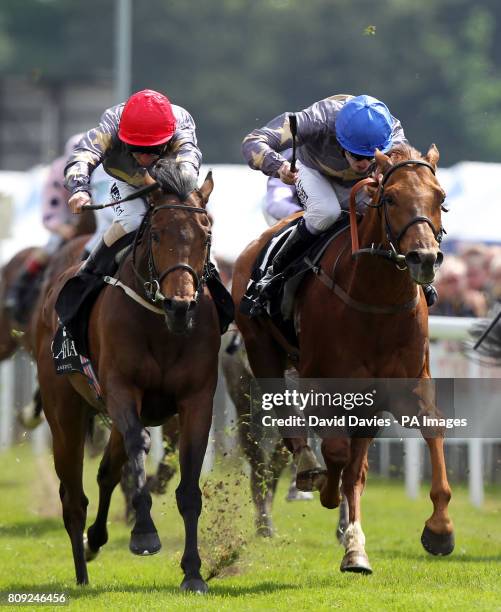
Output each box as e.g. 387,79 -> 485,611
342,208 -> 417,302
124,237 -> 149,293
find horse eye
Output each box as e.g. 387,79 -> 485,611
384,195 -> 394,206
151,232 -> 160,243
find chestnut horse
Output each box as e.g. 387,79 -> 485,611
36,160 -> 219,593
233,144 -> 454,574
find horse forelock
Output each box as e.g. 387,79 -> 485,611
149,159 -> 198,201
388,143 -> 423,164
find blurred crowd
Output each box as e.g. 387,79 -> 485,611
431,245 -> 501,318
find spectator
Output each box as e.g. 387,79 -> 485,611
432,256 -> 486,317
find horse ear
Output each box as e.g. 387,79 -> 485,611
424,144 -> 440,169
199,170 -> 214,204
144,172 -> 163,204
374,148 -> 392,174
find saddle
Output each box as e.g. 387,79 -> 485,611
54,233 -> 135,359
240,214 -> 352,347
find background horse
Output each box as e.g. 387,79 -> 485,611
0,211 -> 95,426
233,144 -> 454,574
35,161 -> 219,593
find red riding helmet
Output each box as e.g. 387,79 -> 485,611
118,89 -> 177,147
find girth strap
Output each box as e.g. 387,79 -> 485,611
304,257 -> 420,315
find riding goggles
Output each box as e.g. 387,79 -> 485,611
344,149 -> 374,162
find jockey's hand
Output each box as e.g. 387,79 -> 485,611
68,191 -> 91,214
278,161 -> 298,185
57,223 -> 77,241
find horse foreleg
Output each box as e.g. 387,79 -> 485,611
421,436 -> 454,555
319,437 -> 349,510
320,438 -> 350,542
86,425 -> 128,557
109,392 -> 160,556
340,437 -> 372,574
176,393 -> 213,594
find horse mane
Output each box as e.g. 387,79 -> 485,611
149,159 -> 197,200
388,143 -> 423,163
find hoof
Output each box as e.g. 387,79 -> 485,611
286,486 -> 314,502
256,521 -> 274,538
421,526 -> 455,556
340,550 -> 373,574
296,469 -> 327,492
83,533 -> 99,563
18,402 -> 44,430
180,577 -> 209,594
129,531 -> 161,556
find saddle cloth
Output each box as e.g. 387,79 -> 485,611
51,324 -> 103,401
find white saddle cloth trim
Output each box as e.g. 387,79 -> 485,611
259,226 -> 295,272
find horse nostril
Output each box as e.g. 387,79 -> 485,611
436,251 -> 444,267
405,251 -> 422,266
188,300 -> 197,311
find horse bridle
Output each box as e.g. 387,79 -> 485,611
353,159 -> 446,269
131,200 -> 212,306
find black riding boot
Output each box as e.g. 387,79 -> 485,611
78,238 -> 118,277
256,218 -> 317,298
423,284 -> 438,307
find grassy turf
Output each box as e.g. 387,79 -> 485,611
0,445 -> 499,611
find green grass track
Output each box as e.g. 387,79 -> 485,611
0,445 -> 499,611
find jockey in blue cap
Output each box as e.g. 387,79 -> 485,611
242,94 -> 438,306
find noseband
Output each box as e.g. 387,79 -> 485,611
131,201 -> 211,306
351,159 -> 446,269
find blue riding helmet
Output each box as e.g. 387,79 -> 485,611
336,95 -> 394,156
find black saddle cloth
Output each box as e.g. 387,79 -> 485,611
240,213 -> 352,347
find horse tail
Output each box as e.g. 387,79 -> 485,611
87,413 -> 96,442
469,308 -> 501,362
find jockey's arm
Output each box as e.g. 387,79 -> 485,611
171,108 -> 202,178
241,107 -> 323,177
64,106 -> 118,201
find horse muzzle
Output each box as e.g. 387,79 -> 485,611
404,249 -> 444,285
163,297 -> 197,334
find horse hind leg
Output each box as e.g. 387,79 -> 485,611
48,394 -> 90,584
87,425 -> 128,558
421,436 -> 454,556
146,416 -> 179,495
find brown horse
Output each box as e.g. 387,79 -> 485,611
35,160 -> 219,592
0,247 -> 39,358
233,144 -> 454,574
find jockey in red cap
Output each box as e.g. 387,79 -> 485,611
64,89 -> 201,276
